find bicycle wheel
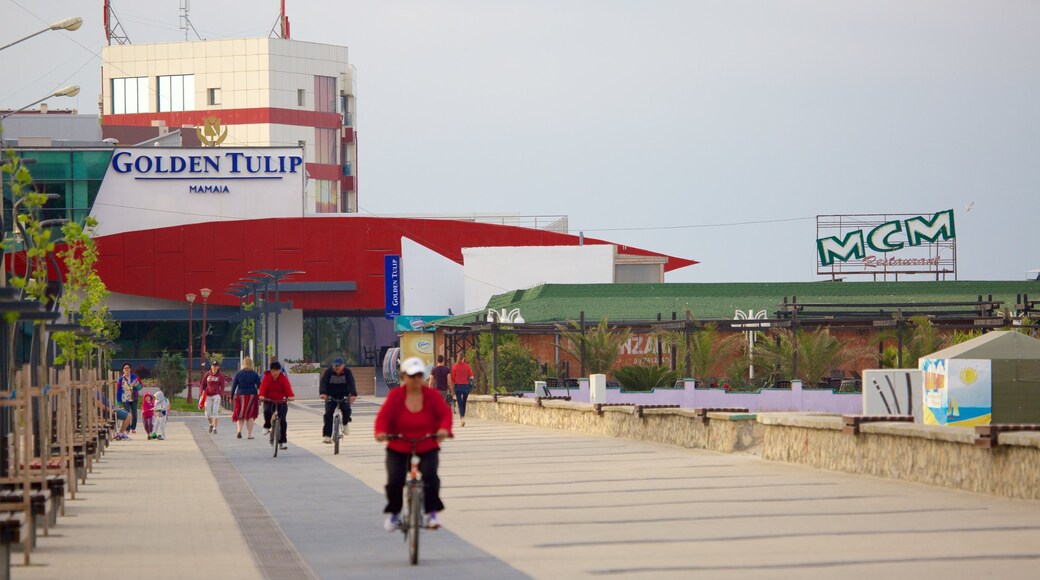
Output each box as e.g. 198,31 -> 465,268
272,417 -> 281,458
407,485 -> 422,565
332,414 -> 341,455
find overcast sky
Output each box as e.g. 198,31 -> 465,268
2,1 -> 1037,283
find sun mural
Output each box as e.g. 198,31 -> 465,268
959,366 -> 979,385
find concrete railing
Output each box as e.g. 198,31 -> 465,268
532,378 -> 862,413
467,395 -> 1040,500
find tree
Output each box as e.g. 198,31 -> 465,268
754,328 -> 878,387
52,217 -> 119,368
875,316 -> 950,368
154,350 -> 187,400
556,318 -> 631,376
613,364 -> 679,391
657,322 -> 742,380
469,333 -> 542,393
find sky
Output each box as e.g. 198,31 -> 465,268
2,0 -> 1038,283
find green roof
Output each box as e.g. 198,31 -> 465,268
437,280 -> 1040,326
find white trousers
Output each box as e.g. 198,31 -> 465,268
205,395 -> 221,419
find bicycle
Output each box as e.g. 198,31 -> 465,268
387,434 -> 436,565
328,396 -> 348,455
266,399 -> 289,457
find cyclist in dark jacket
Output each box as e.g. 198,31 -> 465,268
320,357 -> 357,443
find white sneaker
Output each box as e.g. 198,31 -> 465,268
279,443 -> 288,450
343,424 -> 350,436
384,514 -> 400,532
322,436 -> 332,444
424,512 -> 441,529
263,428 -> 270,435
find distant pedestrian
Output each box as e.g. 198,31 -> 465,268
153,391 -> 169,440
116,362 -> 143,434
429,355 -> 453,406
320,357 -> 357,443
142,392 -> 156,439
201,360 -> 229,434
450,356 -> 475,427
259,361 -> 295,450
231,357 -> 262,439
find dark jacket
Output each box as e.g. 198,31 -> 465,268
231,369 -> 262,397
319,366 -> 357,399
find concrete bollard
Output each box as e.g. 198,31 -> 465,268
590,374 -> 607,404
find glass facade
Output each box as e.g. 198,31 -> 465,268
2,149 -> 112,235
113,320 -> 238,361
111,77 -> 149,114
303,316 -> 394,366
315,179 -> 338,214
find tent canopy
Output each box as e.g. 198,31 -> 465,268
923,331 -> 1040,361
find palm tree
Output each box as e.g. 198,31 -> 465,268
755,328 -> 878,387
556,318 -> 631,376
657,322 -> 742,381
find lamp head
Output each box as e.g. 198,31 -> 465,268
186,293 -> 197,304
53,85 -> 80,98
51,17 -> 83,31
514,315 -> 525,324
200,288 -> 212,299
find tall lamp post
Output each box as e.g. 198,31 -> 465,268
0,17 -> 83,52
186,293 -> 196,402
254,269 -> 302,363
200,288 -> 211,370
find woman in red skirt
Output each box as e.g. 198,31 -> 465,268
230,357 -> 262,439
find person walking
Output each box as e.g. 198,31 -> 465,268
320,357 -> 357,443
450,355 -> 475,427
201,360 -> 229,434
429,355 -> 453,408
152,391 -> 169,440
375,357 -> 453,531
231,357 -> 262,439
259,361 -> 295,450
141,392 -> 156,439
116,362 -> 143,434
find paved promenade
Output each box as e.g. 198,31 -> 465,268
15,397 -> 1040,579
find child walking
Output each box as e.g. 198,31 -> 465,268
141,393 -> 156,439
152,391 -> 169,440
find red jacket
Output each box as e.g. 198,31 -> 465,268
201,371 -> 229,397
259,371 -> 295,402
374,386 -> 453,454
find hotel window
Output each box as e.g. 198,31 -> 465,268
110,77 -> 148,114
297,89 -> 306,107
207,88 -> 221,106
315,180 -> 339,213
314,76 -> 336,113
314,128 -> 337,165
157,74 -> 196,112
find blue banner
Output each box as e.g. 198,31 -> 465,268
384,255 -> 401,319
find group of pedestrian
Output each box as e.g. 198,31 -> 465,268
114,362 -> 169,441
427,355 -> 474,426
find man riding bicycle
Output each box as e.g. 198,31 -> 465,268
259,361 -> 295,450
320,357 -> 357,444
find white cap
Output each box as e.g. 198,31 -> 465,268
400,357 -> 426,377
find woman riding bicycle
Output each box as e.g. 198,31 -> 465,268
374,357 -> 453,531
259,361 -> 295,450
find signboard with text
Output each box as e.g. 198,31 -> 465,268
816,211 -> 957,280
384,255 -> 401,319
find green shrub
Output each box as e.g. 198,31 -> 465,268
613,365 -> 679,392
154,350 -> 186,400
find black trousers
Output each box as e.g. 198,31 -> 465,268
262,401 -> 288,444
322,398 -> 352,437
384,449 -> 444,515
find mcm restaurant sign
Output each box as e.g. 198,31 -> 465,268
816,211 -> 956,278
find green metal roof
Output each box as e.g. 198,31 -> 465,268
437,280 -> 1040,326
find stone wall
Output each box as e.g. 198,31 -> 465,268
757,414 -> 1040,500
467,395 -> 1040,501
466,396 -> 760,453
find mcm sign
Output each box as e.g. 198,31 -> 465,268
817,210 -> 956,267
196,116 -> 228,147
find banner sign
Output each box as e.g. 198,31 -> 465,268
816,211 -> 957,280
384,255 -> 401,319
394,315 -> 448,333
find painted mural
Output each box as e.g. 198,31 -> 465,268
862,370 -> 924,423
921,358 -> 992,426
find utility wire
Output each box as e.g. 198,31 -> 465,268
571,216 -> 815,234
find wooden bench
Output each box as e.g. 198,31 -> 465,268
0,512 -> 25,580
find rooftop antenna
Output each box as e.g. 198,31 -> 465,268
179,0 -> 203,41
103,0 -> 131,45
269,0 -> 291,39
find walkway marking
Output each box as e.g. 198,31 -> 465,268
190,423 -> 319,580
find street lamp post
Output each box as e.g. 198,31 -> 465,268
255,269 -> 303,363
200,288 -> 211,370
0,17 -> 82,53
0,85 -> 81,121
186,293 -> 196,402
